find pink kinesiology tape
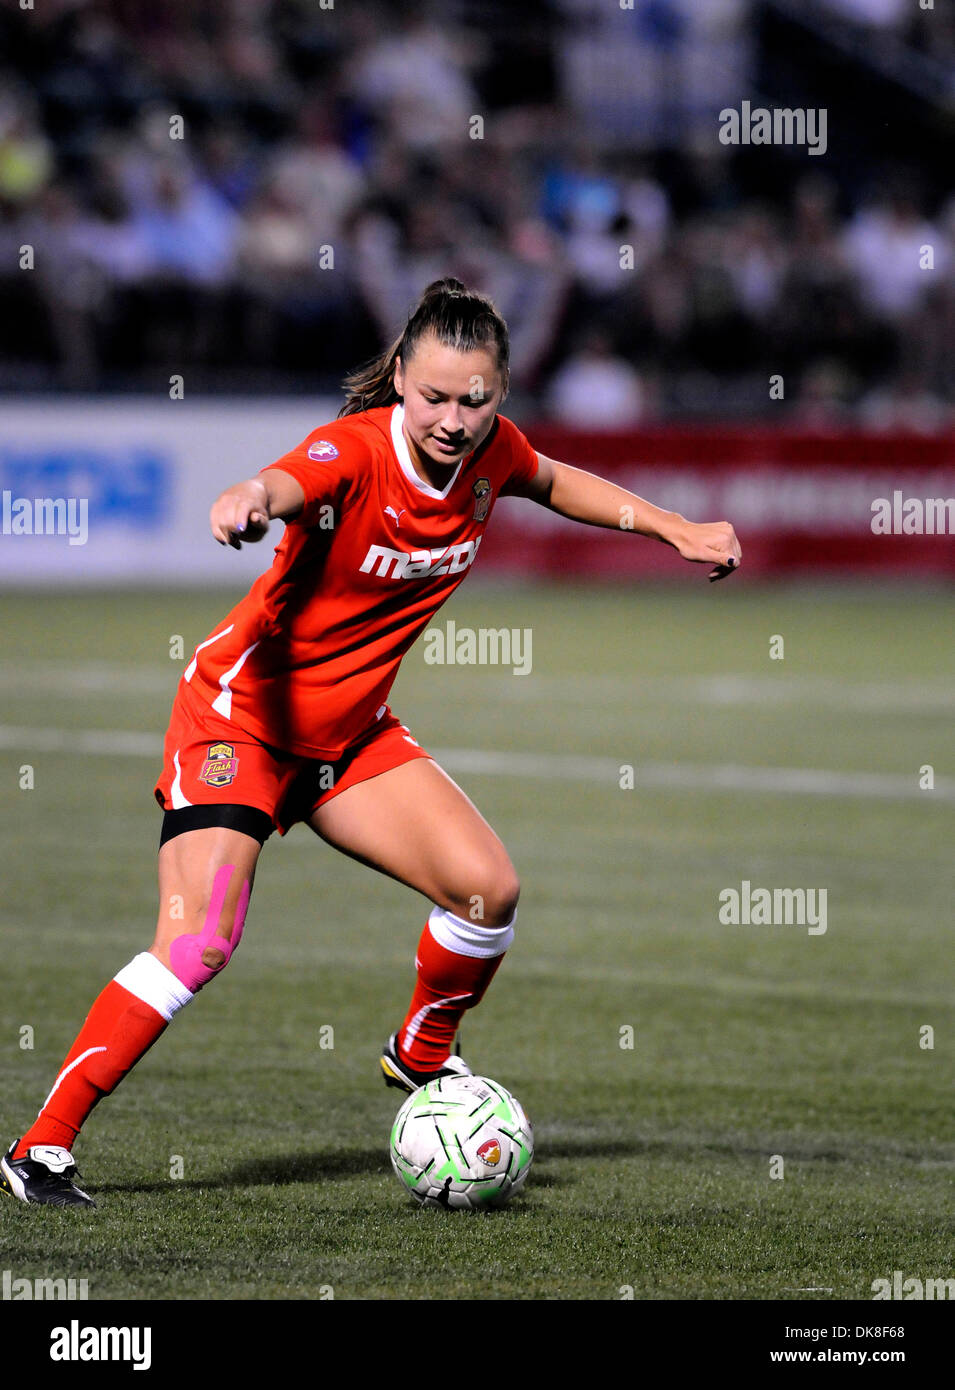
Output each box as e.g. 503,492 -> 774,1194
169,864 -> 250,992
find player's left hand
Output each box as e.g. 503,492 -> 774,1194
672,520 -> 742,582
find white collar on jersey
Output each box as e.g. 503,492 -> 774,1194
390,403 -> 468,500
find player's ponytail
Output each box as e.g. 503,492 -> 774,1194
338,277 -> 510,417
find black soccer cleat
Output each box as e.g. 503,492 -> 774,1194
0,1139 -> 96,1209
379,1031 -> 472,1094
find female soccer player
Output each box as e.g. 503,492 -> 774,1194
2,278 -> 740,1206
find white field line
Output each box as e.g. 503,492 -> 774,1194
0,664 -> 175,695
0,725 -> 950,802
0,726 -> 162,756
493,673 -> 955,714
430,749 -> 952,803
1,665 -> 953,713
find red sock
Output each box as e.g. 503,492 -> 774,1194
15,953 -> 193,1158
398,907 -> 514,1070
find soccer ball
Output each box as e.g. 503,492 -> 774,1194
390,1074 -> 534,1210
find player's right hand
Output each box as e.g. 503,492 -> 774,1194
210,482 -> 271,549
672,519 -> 742,582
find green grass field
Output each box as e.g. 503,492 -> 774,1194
1,581 -> 952,1301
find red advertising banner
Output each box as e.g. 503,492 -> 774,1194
485,427 -> 955,579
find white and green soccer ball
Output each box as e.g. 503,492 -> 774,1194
390,1074 -> 534,1210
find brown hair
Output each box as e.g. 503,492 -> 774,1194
338,277 -> 510,417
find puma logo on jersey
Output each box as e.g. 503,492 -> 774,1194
384,506 -> 406,530
359,537 -> 482,580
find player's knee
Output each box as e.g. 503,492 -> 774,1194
455,867 -> 520,928
169,931 -> 238,992
166,864 -> 251,993
489,874 -> 520,926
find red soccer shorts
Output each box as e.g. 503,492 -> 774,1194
154,678 -> 432,835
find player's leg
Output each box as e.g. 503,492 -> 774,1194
151,821 -> 261,979
1,822 -> 262,1207
308,757 -> 519,1079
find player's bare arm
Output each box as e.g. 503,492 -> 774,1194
210,468 -> 306,548
518,451 -> 742,583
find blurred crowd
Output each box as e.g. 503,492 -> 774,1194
1,0 -> 953,426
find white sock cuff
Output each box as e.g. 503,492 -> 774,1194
427,905 -> 515,959
114,952 -> 194,1022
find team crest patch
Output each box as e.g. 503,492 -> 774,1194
199,742 -> 239,788
477,1137 -> 501,1166
307,440 -> 339,461
472,477 -> 491,521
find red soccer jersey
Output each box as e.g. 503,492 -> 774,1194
182,404 -> 540,757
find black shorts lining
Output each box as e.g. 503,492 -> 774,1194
159,803 -> 275,848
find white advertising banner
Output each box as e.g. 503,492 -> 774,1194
0,397 -> 340,586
